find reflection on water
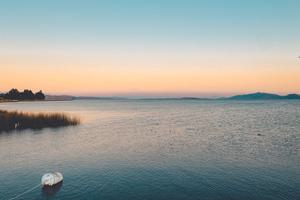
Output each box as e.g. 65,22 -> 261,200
0,100 -> 300,200
42,182 -> 63,197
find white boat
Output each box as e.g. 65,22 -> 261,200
41,172 -> 63,186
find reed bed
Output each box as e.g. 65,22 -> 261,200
0,109 -> 80,133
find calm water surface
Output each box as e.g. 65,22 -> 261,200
0,100 -> 299,200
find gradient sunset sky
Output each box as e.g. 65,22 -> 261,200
1,0 -> 300,97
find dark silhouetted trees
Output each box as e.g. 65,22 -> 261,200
4,88 -> 20,100
22,89 -> 35,100
3,88 -> 45,101
35,90 -> 45,100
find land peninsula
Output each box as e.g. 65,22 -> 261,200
0,88 -> 80,133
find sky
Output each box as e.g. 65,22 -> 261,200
1,0 -> 300,97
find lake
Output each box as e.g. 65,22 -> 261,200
0,100 -> 299,200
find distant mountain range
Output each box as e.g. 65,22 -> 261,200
44,92 -> 300,101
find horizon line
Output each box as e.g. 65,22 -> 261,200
45,91 -> 300,99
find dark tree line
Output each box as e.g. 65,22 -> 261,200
0,88 -> 45,100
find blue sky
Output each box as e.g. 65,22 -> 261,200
1,0 -> 299,50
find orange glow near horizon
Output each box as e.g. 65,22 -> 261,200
1,52 -> 300,96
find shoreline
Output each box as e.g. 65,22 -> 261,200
0,99 -> 18,103
0,99 -> 73,103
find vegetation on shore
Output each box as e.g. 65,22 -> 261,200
0,109 -> 80,133
0,88 -> 45,101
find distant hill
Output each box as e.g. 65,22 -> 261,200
74,96 -> 127,100
42,92 -> 300,101
45,95 -> 75,101
226,92 -> 300,100
284,94 -> 300,99
66,93 -> 300,101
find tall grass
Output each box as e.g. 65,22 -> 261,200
0,109 -> 80,133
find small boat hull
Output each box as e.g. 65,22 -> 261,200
42,181 -> 63,197
41,172 -> 63,186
